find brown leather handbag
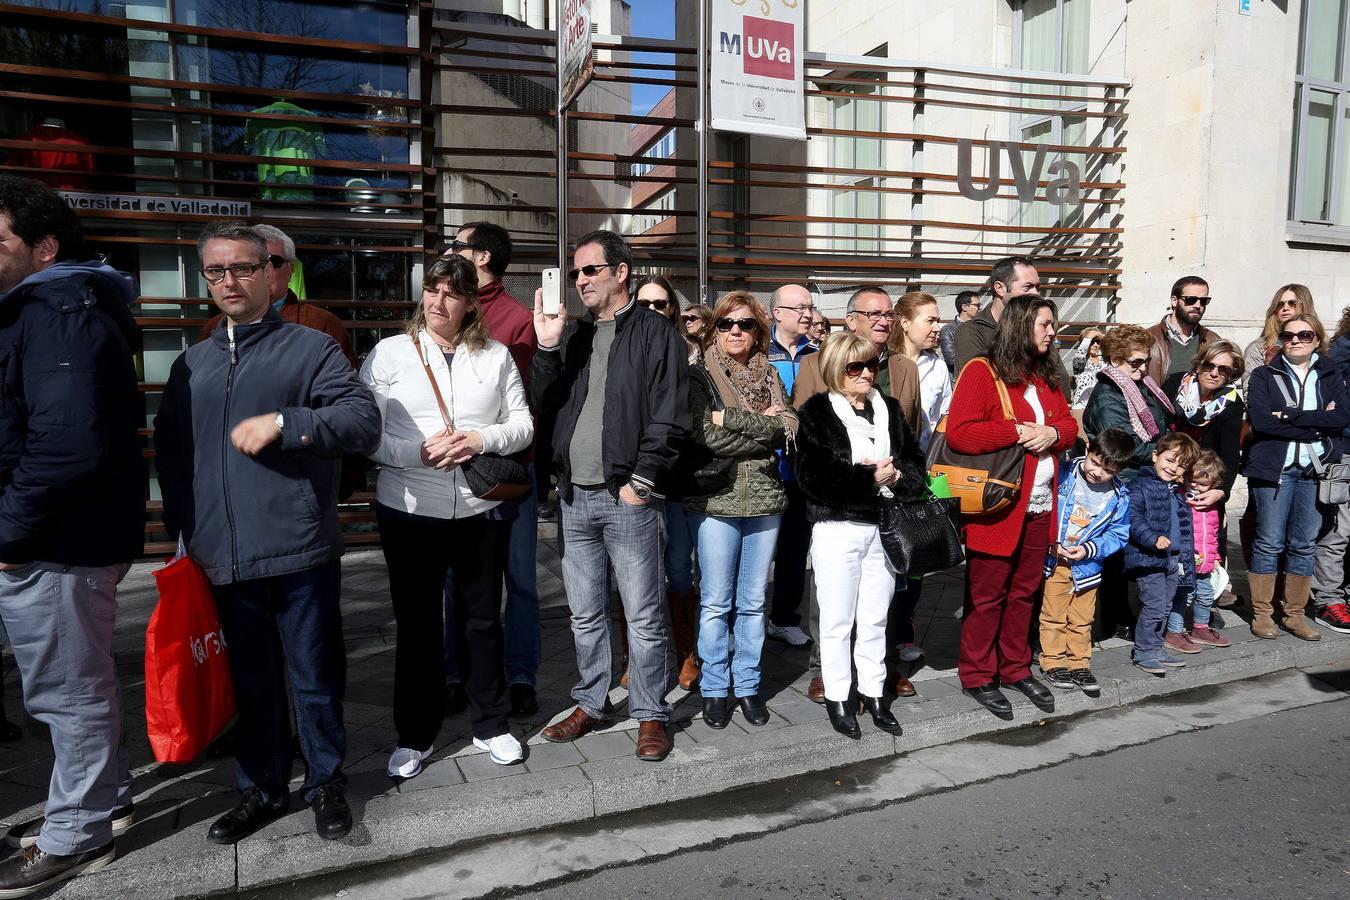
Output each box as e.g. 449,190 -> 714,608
413,338 -> 530,502
926,358 -> 1025,517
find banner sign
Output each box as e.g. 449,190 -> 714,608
59,191 -> 251,216
559,0 -> 594,110
711,0 -> 806,141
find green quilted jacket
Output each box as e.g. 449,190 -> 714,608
682,364 -> 789,518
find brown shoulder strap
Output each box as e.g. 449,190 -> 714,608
411,336 -> 455,432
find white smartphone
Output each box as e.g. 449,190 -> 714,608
541,267 -> 562,316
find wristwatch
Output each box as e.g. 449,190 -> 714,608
274,412 -> 285,433
628,480 -> 653,501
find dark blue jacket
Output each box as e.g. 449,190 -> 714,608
1242,353 -> 1350,484
1123,465 -> 1195,588
0,261 -> 145,566
153,309 -> 380,585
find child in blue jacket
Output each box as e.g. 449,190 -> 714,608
1039,429 -> 1135,696
1125,432 -> 1201,674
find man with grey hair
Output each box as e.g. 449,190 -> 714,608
155,220 -> 380,845
199,224 -> 352,364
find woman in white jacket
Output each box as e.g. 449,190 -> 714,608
360,255 -> 533,776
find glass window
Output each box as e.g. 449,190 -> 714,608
1291,1 -> 1350,228
1017,2 -> 1091,225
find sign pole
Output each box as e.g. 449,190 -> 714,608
556,0 -> 568,280
697,0 -> 709,305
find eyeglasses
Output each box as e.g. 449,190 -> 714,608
851,310 -> 896,322
777,303 -> 816,317
568,264 -> 613,280
844,357 -> 882,378
1178,296 -> 1211,307
1199,361 -> 1236,380
715,317 -> 759,333
202,261 -> 269,284
268,254 -> 290,269
1280,330 -> 1317,345
1122,357 -> 1150,370
638,298 -> 669,311
446,240 -> 483,254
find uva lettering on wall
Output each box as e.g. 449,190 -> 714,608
956,139 -> 1083,208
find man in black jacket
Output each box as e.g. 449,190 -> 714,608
531,230 -> 689,762
154,221 -> 379,844
0,176 -> 144,896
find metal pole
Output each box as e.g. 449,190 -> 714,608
696,0 -> 709,304
556,0 -> 568,278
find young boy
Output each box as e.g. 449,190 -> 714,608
1124,432 -> 1201,675
1164,451 -> 1232,652
1039,429 -> 1136,696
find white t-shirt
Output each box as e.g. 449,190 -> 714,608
1023,383 -> 1056,514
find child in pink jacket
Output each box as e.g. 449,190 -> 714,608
1165,451 -> 1232,651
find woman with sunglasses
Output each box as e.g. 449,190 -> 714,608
1244,312 -> 1348,642
359,254 -> 534,775
684,292 -> 797,727
795,332 -> 928,739
946,295 -> 1077,720
682,305 -> 713,362
1243,284 -> 1313,388
1083,325 -> 1175,474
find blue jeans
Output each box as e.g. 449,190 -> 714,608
689,513 -> 781,698
1251,467 -> 1320,577
212,560 -> 346,803
1169,572 -> 1215,632
664,500 -> 697,594
1134,564 -> 1183,656
444,470 -> 542,686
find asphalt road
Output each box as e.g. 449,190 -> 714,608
520,700 -> 1348,900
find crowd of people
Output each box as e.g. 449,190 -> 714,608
1,172 -> 1349,895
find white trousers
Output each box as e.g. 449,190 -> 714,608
810,520 -> 896,702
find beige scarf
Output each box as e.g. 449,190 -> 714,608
704,343 -> 799,443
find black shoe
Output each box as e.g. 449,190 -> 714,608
509,683 -> 539,719
1070,669 -> 1101,696
445,681 -> 469,716
207,788 -> 289,845
825,699 -> 861,739
1005,676 -> 1056,713
1040,667 -> 1076,691
1112,624 -> 1135,642
310,785 -> 351,841
7,803 -> 135,850
737,694 -> 770,726
702,696 -> 731,729
859,695 -> 902,735
963,683 -> 1014,720
0,842 -> 115,896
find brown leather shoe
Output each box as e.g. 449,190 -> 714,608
807,676 -> 825,704
635,721 -> 672,761
541,707 -> 604,743
891,674 -> 917,698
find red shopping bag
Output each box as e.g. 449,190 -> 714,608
145,553 -> 236,763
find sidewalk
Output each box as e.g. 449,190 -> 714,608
1,519 -> 1347,898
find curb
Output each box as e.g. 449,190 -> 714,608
45,633 -> 1350,898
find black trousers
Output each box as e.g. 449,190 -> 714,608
770,481 -> 812,627
377,504 -> 509,747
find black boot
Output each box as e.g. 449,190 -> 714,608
737,694 -> 770,726
702,696 -> 731,729
859,695 -> 902,735
825,699 -> 861,739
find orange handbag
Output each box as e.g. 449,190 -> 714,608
926,358 -> 1025,517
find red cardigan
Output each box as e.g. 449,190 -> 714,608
946,362 -> 1078,556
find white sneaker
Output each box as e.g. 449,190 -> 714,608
767,623 -> 811,647
473,733 -> 524,766
387,746 -> 431,779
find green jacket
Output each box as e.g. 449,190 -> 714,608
682,365 -> 788,518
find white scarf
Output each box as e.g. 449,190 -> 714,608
829,389 -> 893,498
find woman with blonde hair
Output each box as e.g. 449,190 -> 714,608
1244,284 -> 1314,383
684,291 -> 796,728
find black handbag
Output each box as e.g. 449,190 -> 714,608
878,494 -> 965,578
413,338 -> 531,502
679,364 -> 738,497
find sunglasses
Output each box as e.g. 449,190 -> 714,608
446,239 -> 483,254
268,254 -> 289,268
844,357 -> 882,378
680,313 -> 700,323
715,317 -> 759,333
638,298 -> 669,311
1122,357 -> 1150,369
1199,361 -> 1235,379
1178,296 -> 1211,307
1278,299 -> 1300,309
1280,330 -> 1317,345
568,264 -> 612,280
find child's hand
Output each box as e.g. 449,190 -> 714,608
1063,545 -> 1088,561
1155,535 -> 1171,550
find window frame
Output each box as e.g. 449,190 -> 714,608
1290,0 -> 1350,239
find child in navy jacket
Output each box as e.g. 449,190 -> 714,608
1125,433 -> 1200,675
1039,429 -> 1135,696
